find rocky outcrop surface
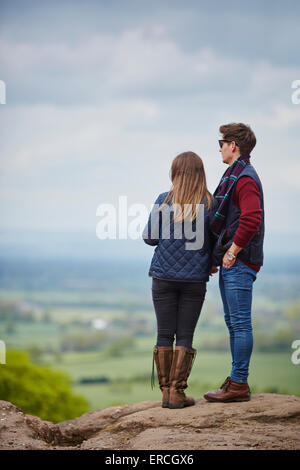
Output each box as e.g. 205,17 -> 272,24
0,394 -> 299,450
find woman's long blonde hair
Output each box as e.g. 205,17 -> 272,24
159,151 -> 213,223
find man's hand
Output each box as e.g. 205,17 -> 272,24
222,242 -> 243,268
222,251 -> 237,268
209,266 -> 219,276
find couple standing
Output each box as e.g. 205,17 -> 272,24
142,122 -> 264,409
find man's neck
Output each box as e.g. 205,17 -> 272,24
228,154 -> 241,166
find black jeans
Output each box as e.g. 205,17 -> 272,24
151,277 -> 207,349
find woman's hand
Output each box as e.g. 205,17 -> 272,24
209,266 -> 219,276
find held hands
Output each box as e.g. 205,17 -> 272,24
210,243 -> 243,274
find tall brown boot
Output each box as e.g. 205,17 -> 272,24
168,346 -> 197,409
151,346 -> 173,408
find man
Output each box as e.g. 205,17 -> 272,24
204,122 -> 264,402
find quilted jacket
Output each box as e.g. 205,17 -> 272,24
142,191 -> 217,282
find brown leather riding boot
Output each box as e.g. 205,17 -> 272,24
203,376 -> 251,402
168,346 -> 197,409
152,346 -> 173,407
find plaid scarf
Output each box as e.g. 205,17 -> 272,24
210,154 -> 251,237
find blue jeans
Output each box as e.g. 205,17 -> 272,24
219,258 -> 257,383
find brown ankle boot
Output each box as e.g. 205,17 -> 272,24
203,376 -> 251,402
168,346 -> 197,409
151,346 -> 173,408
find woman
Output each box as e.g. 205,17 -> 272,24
142,151 -> 217,409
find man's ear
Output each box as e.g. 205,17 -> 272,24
231,141 -> 237,151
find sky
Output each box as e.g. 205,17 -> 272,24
0,0 -> 300,258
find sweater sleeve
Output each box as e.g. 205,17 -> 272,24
233,177 -> 262,248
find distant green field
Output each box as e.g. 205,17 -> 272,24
0,289 -> 150,309
0,320 -> 62,349
1,278 -> 299,415
43,344 -> 300,412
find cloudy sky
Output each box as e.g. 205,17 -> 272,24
0,0 -> 299,257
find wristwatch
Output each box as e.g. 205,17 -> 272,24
226,251 -> 236,261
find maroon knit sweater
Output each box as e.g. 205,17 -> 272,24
233,176 -> 262,273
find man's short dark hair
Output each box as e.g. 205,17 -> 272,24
219,123 -> 256,155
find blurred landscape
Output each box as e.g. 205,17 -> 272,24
1,0 -> 300,429
1,235 -> 299,417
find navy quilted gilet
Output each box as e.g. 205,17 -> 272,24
142,192 -> 216,282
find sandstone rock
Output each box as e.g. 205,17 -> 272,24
0,394 -> 299,450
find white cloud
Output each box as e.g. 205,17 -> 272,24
4,28 -> 299,102
1,25 -> 300,233
255,104 -> 300,130
0,100 -> 161,172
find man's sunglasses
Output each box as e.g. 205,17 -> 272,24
218,139 -> 239,148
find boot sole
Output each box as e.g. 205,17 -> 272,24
204,395 -> 251,403
162,402 -> 169,408
168,402 -> 195,409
